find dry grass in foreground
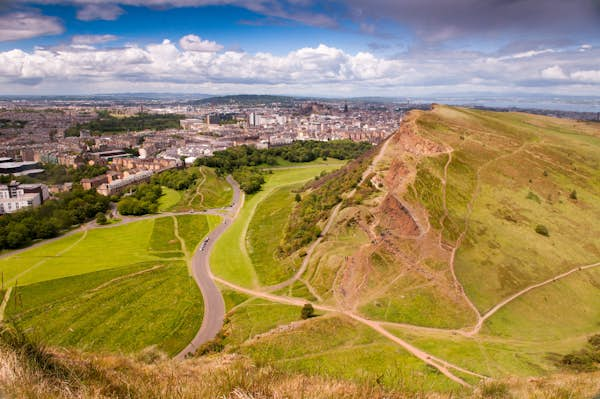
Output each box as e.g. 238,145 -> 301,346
1,324 -> 599,399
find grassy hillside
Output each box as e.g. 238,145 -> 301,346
160,166 -> 233,212
411,106 -> 600,312
210,164 -> 345,288
1,215 -> 219,354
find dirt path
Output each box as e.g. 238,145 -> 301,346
214,274 -> 479,386
467,261 -> 600,335
172,216 -> 190,260
86,264 -> 166,295
263,202 -> 342,293
187,168 -> 207,207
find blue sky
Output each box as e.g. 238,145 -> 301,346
0,1 -> 599,96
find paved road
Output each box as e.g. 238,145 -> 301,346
175,176 -> 243,359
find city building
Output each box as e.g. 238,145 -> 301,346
0,181 -> 49,214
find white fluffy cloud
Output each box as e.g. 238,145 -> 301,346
541,66 -> 568,80
0,35 -> 599,95
179,35 -> 223,52
0,11 -> 64,42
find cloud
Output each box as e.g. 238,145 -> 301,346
76,3 -> 124,20
0,11 -> 64,42
179,34 -> 223,52
571,69 -> 600,83
71,34 -> 119,44
0,37 -> 598,95
541,66 -> 568,80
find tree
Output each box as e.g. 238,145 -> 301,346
294,193 -> 301,202
301,303 -> 315,319
96,212 -> 107,225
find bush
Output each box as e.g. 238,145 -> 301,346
570,190 -> 578,200
301,303 -> 315,319
535,224 -> 549,237
95,212 -> 107,225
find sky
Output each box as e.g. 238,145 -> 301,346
0,0 -> 599,98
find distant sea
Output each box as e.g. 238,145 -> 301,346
415,96 -> 600,113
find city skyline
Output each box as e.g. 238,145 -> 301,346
0,1 -> 599,97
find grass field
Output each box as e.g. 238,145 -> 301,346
238,314 -> 463,393
0,215 -> 218,287
5,261 -> 202,355
211,164 -> 345,288
246,184 -> 302,285
158,186 -> 181,211
0,214 -> 218,354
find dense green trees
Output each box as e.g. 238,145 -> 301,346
117,184 -> 162,216
0,189 -> 110,250
65,112 -> 183,136
195,140 -> 372,194
151,168 -> 200,190
232,167 -> 265,194
1,164 -> 108,185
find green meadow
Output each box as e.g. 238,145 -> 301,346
211,164 -> 345,288
0,214 -> 218,354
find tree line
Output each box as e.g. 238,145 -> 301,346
117,184 -> 163,216
0,189 -> 110,250
65,112 -> 184,136
1,163 -> 108,185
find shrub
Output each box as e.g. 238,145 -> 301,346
301,303 -> 315,319
570,190 -> 578,200
535,224 -> 549,236
95,212 -> 107,225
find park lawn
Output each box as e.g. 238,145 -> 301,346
211,164 -> 345,288
175,214 -> 221,254
6,261 -> 202,356
258,157 -> 346,169
0,220 -> 155,287
246,184 -> 302,286
0,215 -> 219,287
237,314 -> 463,393
148,217 -> 181,252
158,186 -> 181,211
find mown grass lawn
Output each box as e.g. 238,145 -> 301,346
0,214 -> 218,354
6,261 -> 202,356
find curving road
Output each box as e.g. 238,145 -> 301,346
175,176 -> 243,360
